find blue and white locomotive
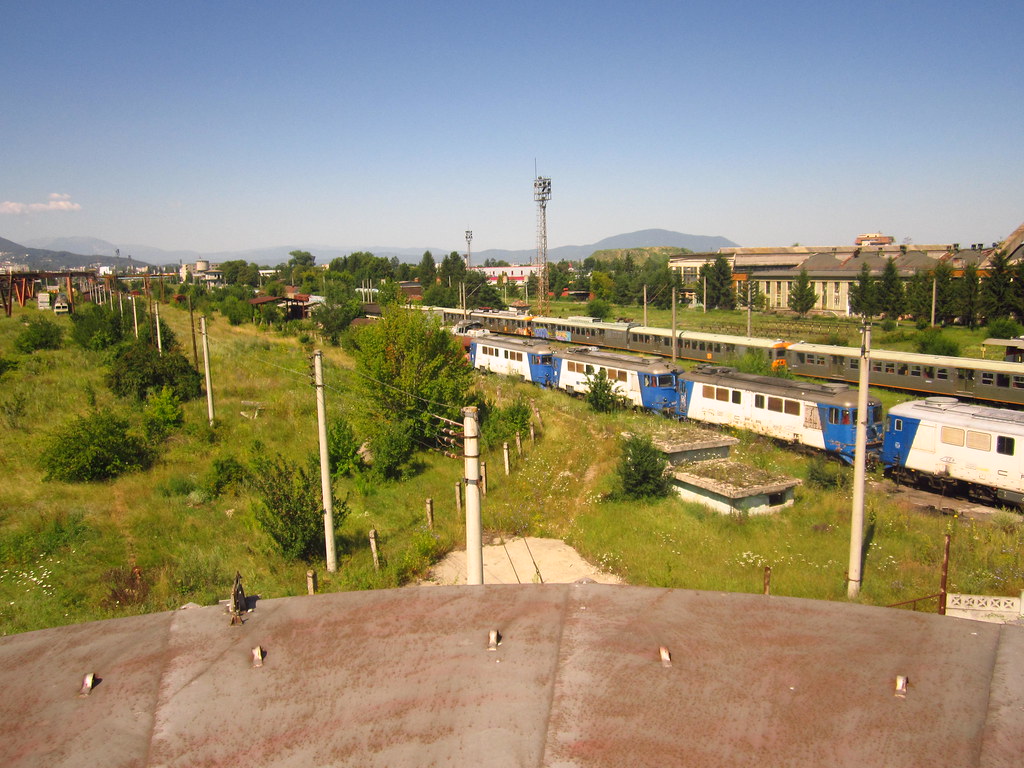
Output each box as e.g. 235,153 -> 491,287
882,397 -> 1024,506
551,347 -> 679,415
468,336 -> 556,388
678,365 -> 883,464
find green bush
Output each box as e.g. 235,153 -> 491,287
327,417 -> 363,478
0,355 -> 16,377
249,453 -> 346,560
586,298 -> 613,321
586,368 -> 628,413
986,318 -> 1023,339
806,457 -> 849,490
107,342 -> 202,401
481,397 -> 531,449
69,304 -> 127,351
15,317 -> 63,353
367,419 -> 416,481
203,456 -> 250,497
142,386 -> 184,441
39,411 -> 154,482
614,434 -> 671,500
915,328 -> 960,357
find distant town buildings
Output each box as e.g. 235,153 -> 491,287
470,263 -> 540,284
669,226 -> 1024,317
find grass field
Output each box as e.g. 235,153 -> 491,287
1,299 -> 1022,637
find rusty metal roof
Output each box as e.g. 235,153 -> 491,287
1,584 -> 1021,767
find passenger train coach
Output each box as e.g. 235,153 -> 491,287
426,306 -> 1024,407
882,398 -> 1024,506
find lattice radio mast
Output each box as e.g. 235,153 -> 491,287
533,175 -> 551,315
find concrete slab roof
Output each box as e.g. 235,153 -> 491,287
1,584 -> 1021,767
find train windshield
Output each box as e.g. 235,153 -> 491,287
648,374 -> 674,387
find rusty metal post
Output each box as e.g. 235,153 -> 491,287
426,498 -> 434,530
763,566 -> 772,596
369,529 -> 380,572
939,534 -> 951,615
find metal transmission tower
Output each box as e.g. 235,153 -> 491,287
465,230 -> 473,269
533,176 -> 551,315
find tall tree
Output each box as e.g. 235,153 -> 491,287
787,268 -> 818,317
877,258 -> 905,319
848,262 -> 878,317
417,251 -> 437,287
957,263 -> 982,329
933,261 -> 956,325
982,250 -> 1015,320
904,271 -> 932,322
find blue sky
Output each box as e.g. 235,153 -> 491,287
2,1 -> 1021,254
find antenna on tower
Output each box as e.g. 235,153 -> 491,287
533,175 -> 551,315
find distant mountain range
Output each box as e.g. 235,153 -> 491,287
5,229 -> 737,270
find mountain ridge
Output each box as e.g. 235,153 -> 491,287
8,229 -> 738,270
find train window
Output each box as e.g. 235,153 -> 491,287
981,372 -> 995,386
924,366 -> 934,378
767,397 -> 783,412
910,365 -> 921,377
957,369 -> 975,381
831,355 -> 842,366
885,362 -> 896,374
898,364 -> 909,376
872,361 -> 882,373
703,385 -> 715,399
716,388 -> 729,402
937,369 -> 949,380
1014,376 -> 1024,389
755,394 -> 765,409
784,400 -> 800,416
941,426 -> 965,446
828,408 -> 839,425
893,418 -> 903,431
967,431 -> 991,451
997,436 -> 1015,456
850,358 -> 859,370
732,390 -> 741,404
797,353 -> 806,364
997,374 -> 1010,388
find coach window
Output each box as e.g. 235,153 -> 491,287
1014,376 -> 1024,389
941,426 -> 965,446
910,365 -> 921,377
767,397 -> 783,413
784,400 -> 800,416
981,372 -> 995,386
924,366 -> 934,378
703,385 -> 715,399
716,387 -> 730,402
872,361 -> 882,373
755,394 -> 765,409
997,436 -> 1015,455
885,362 -> 896,374
828,408 -> 840,425
850,358 -> 859,370
957,368 -> 975,381
937,368 -> 949,380
997,374 -> 1010,388
967,431 -> 991,451
898,364 -> 909,376
732,390 -> 742,404
893,418 -> 903,431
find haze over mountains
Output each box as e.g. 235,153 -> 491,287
7,229 -> 738,270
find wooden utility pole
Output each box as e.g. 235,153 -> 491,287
313,350 -> 338,573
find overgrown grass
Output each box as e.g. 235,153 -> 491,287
1,300 -> 1022,637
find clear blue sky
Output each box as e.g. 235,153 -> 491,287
2,1 -> 1021,255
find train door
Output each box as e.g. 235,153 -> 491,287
955,368 -> 975,397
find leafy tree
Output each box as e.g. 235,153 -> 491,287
327,417 -> 363,478
142,386 -> 185,442
986,317 -> 1023,339
589,271 -> 615,301
15,317 -> 63,353
615,434 -> 671,500
916,328 -> 960,356
366,418 -> 416,481
288,250 -> 315,269
249,453 -> 346,561
69,304 -> 130,351
480,397 -> 531,450
787,268 -> 818,317
904,271 -> 932,322
876,258 -> 905,319
220,295 -> 252,326
848,262 -> 878,317
350,304 -> 472,445
585,368 -> 628,413
312,295 -> 362,344
40,411 -> 154,482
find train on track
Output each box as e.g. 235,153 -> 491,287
431,306 -> 1024,407
458,315 -> 1024,507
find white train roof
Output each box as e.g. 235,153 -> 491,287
889,398 -> 1024,432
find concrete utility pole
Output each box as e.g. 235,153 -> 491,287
643,284 -> 648,326
200,316 -> 215,427
313,351 -> 338,573
463,406 -> 483,585
746,281 -> 753,337
931,276 -> 937,327
671,287 -> 677,363
131,295 -> 139,339
154,302 -> 163,355
848,324 -> 872,599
